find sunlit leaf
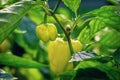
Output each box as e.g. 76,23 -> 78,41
62,0 -> 81,13
0,69 -> 14,79
0,53 -> 48,68
69,51 -> 96,62
0,0 -> 35,43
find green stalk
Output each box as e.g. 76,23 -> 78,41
44,12 -> 47,24
50,10 -> 74,55
53,0 -> 61,13
48,0 -> 74,55
72,13 -> 93,30
42,0 -> 75,55
42,0 -> 75,67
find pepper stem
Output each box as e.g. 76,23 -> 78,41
43,0 -> 75,64
44,12 -> 47,24
49,10 -> 74,55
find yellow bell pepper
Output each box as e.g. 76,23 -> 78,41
36,23 -> 58,42
48,38 -> 82,74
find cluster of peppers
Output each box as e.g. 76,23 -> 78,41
36,23 -> 82,74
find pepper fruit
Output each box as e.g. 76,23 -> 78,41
36,23 -> 58,42
48,38 -> 82,74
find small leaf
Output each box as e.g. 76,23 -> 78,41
0,69 -> 14,79
0,53 -> 48,68
14,29 -> 26,34
62,0 -> 81,13
69,51 -> 96,62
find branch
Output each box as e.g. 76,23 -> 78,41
53,0 -> 62,13
49,10 -> 74,55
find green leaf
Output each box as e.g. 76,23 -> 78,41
91,6 -> 120,32
0,0 -> 35,43
94,56 -> 113,63
62,0 -> 81,13
13,17 -> 39,51
0,53 -> 48,68
78,6 -> 120,45
75,61 -> 120,80
108,0 -> 120,5
72,15 -> 93,38
89,17 -> 106,35
13,17 -> 48,62
74,68 -> 110,80
59,70 -> 76,77
28,6 -> 44,25
78,26 -> 91,44
58,70 -> 76,80
99,29 -> 120,48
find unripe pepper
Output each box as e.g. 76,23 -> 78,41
48,38 -> 82,74
36,23 -> 58,42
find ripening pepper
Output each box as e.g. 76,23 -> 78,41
36,23 -> 58,42
48,38 -> 82,74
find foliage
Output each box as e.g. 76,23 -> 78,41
0,0 -> 120,80
0,0 -> 35,43
0,52 -> 47,68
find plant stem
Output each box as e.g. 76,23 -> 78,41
53,0 -> 61,13
50,10 -> 74,55
44,12 -> 47,24
74,14 -> 90,27
54,15 -> 74,55
43,0 -> 75,65
53,0 -> 75,55
75,11 -> 78,18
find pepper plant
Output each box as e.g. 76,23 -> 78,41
0,0 -> 120,80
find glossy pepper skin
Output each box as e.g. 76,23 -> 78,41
48,38 -> 82,74
36,23 -> 57,42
